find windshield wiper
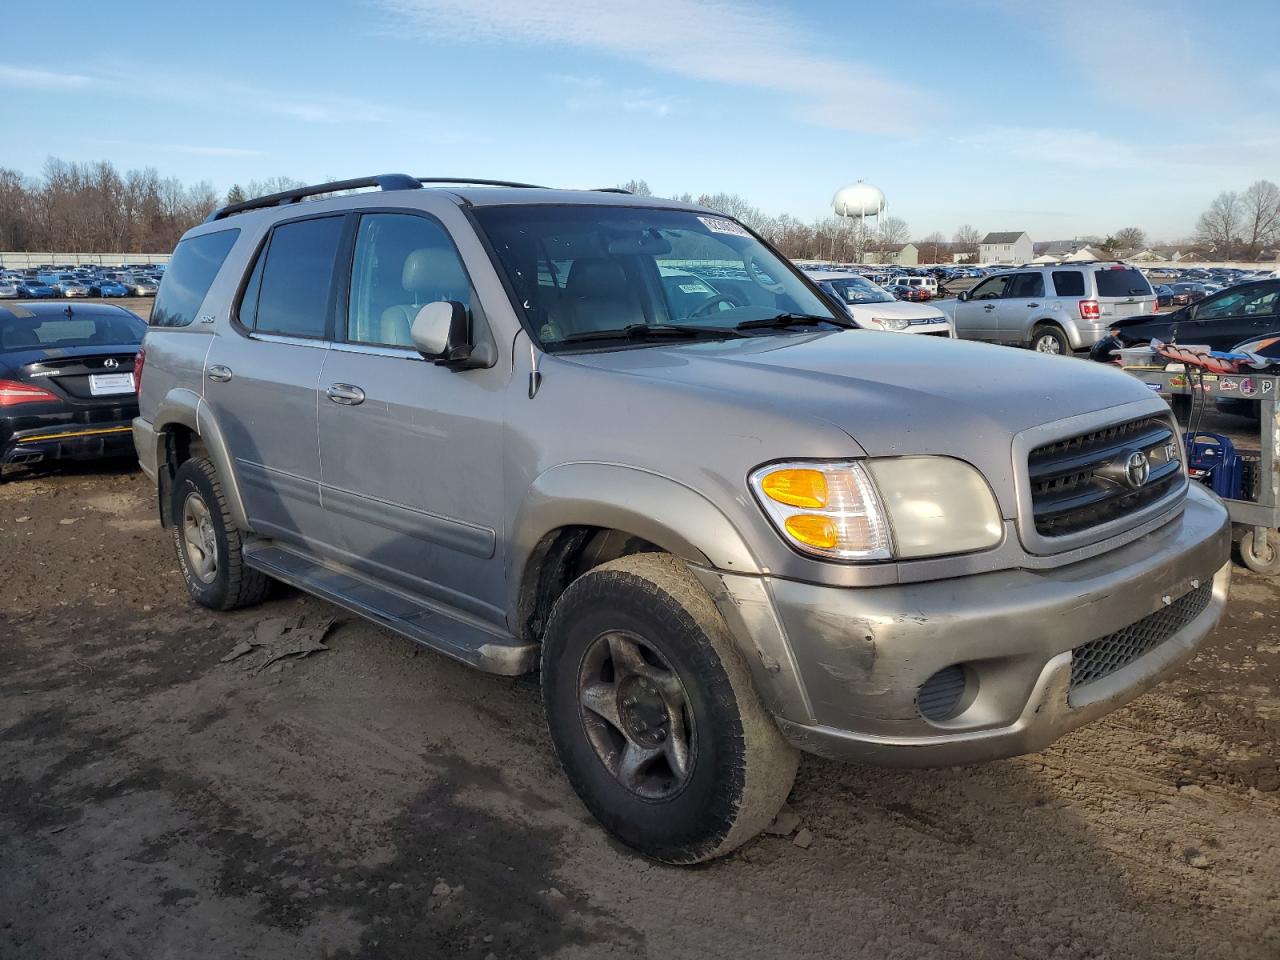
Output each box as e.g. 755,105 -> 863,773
734,312 -> 852,331
553,323 -> 741,345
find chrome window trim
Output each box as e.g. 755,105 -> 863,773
247,332 -> 333,349
329,341 -> 423,360
1011,397 -> 1188,556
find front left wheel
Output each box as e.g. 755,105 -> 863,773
541,553 -> 798,863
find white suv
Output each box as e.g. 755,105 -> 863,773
809,271 -> 952,336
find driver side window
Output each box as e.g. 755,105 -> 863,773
347,213 -> 474,348
971,275 -> 1011,300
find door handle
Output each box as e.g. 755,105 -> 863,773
207,364 -> 233,382
983,304 -> 995,311
326,383 -> 366,406
1026,302 -> 1039,308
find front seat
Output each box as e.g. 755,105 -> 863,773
378,247 -> 470,346
558,258 -> 644,334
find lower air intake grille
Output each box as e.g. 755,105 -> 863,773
917,664 -> 968,721
1070,583 -> 1213,689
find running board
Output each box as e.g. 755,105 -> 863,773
243,543 -> 537,675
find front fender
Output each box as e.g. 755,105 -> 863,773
509,462 -> 761,591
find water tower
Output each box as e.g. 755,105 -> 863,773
831,181 -> 886,263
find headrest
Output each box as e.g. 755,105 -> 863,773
402,247 -> 468,294
566,258 -> 628,299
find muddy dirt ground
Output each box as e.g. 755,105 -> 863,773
1,460 -> 1278,960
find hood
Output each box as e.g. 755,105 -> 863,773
559,330 -> 1165,513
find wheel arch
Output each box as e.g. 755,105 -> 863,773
508,462 -> 762,642
151,389 -> 248,531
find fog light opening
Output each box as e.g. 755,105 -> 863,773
917,663 -> 976,722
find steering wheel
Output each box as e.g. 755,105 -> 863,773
744,250 -> 787,294
687,293 -> 740,318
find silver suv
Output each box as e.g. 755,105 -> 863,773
133,176 -> 1230,863
944,262 -> 1156,353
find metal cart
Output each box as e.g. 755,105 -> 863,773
1126,368 -> 1280,574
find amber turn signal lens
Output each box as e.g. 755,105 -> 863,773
784,514 -> 839,550
760,468 -> 828,509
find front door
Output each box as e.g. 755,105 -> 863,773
316,211 -> 508,624
953,274 -> 1011,341
998,272 -> 1046,341
203,213 -> 346,546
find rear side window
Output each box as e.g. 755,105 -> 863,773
1051,271 -> 1085,297
241,216 -> 344,338
1093,268 -> 1151,298
150,229 -> 240,327
1008,273 -> 1044,298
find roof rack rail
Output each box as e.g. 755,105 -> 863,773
204,175 -> 551,223
204,173 -> 423,223
417,177 -> 547,189
593,187 -> 632,194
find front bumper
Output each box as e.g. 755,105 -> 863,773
701,483 -> 1231,767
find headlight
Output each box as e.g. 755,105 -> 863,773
750,457 -> 1002,562
871,317 -> 911,331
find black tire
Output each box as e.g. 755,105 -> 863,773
1239,530 -> 1280,576
170,457 -> 271,610
1030,324 -> 1071,355
541,553 -> 798,864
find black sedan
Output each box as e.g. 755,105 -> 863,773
1168,282 -> 1206,306
1090,278 -> 1280,361
0,302 -> 145,479
1153,284 -> 1174,308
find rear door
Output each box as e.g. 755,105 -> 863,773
952,273 -> 1012,340
997,272 -> 1046,340
1093,266 -> 1153,320
203,213 -> 345,546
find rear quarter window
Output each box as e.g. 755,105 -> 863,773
1051,271 -> 1085,297
1093,268 -> 1151,298
150,229 -> 240,327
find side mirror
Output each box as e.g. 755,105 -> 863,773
958,290 -> 970,302
411,300 -> 475,366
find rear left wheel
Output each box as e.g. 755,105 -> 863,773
171,457 -> 271,610
541,553 -> 798,864
1031,324 -> 1070,355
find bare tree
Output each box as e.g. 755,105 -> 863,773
619,179 -> 653,196
1240,180 -> 1280,258
880,216 -> 910,247
952,224 -> 981,252
1193,191 -> 1244,259
1111,226 -> 1146,252
920,231 -> 947,263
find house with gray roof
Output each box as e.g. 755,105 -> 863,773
978,231 -> 1033,265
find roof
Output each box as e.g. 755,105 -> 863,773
1037,239 -> 1091,256
980,232 -> 1028,244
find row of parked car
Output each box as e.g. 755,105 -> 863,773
0,264 -> 165,301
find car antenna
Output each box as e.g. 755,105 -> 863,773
64,305 -> 74,319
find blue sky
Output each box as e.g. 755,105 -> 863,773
3,0 -> 1277,242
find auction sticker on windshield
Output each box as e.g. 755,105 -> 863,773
698,216 -> 751,238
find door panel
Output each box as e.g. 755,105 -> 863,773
316,349 -> 506,621
316,211 -> 507,622
204,336 -> 327,543
998,272 -> 1045,340
954,275 -> 1010,340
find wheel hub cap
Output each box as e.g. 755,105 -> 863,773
617,675 -> 670,748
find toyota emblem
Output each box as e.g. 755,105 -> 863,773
1124,450 -> 1150,488
103,358 -> 119,368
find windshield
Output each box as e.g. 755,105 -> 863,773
471,205 -> 840,348
820,275 -> 893,304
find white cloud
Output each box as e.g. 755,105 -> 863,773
952,126 -> 1146,171
0,66 -> 92,90
552,74 -> 674,118
377,0 -> 926,133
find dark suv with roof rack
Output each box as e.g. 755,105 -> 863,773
132,174 -> 1230,864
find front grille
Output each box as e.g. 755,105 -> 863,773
1070,582 -> 1212,689
1028,415 -> 1183,538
